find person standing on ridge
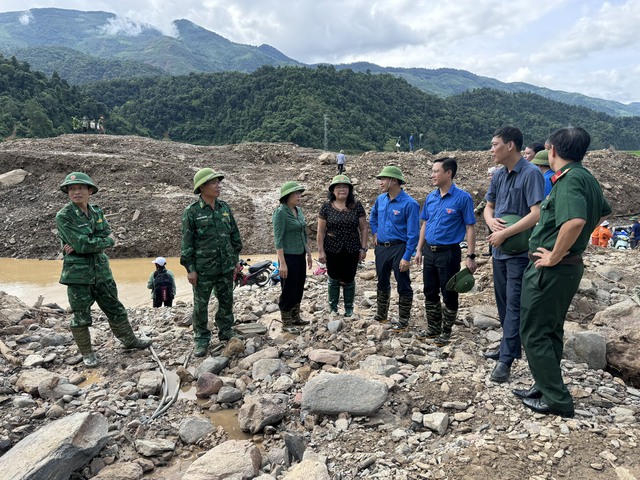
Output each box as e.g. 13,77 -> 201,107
336,150 -> 346,174
56,172 -> 152,367
181,168 -> 243,357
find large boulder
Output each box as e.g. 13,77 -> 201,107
563,331 -> 607,370
591,300 -> 640,382
0,412 -> 109,480
301,372 -> 388,415
183,440 -> 261,479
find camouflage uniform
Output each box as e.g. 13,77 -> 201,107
56,201 -> 148,356
181,196 -> 242,345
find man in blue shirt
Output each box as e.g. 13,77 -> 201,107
415,158 -> 477,346
532,150 -> 554,197
484,126 -> 545,383
370,166 -> 420,329
630,217 -> 640,249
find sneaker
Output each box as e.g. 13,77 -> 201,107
390,320 -> 409,332
83,353 -> 99,368
416,329 -> 440,340
194,345 -> 208,357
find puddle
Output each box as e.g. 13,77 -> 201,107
203,409 -> 252,440
77,371 -> 104,388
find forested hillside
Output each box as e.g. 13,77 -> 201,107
1,57 -> 639,152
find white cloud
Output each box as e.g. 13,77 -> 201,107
97,15 -> 158,37
18,10 -> 33,25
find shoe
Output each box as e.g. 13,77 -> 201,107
390,320 -> 409,332
433,333 -> 451,346
490,362 -> 511,383
194,345 -> 208,357
123,337 -> 153,350
522,397 -> 574,418
82,353 -> 99,368
512,386 -> 542,399
483,349 -> 500,360
283,325 -> 301,334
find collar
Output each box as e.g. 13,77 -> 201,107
386,188 -> 406,202
551,162 -> 578,184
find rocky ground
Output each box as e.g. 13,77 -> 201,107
1,135 -> 640,479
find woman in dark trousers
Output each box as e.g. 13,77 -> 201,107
272,181 -> 313,332
147,257 -> 176,307
317,174 -> 368,318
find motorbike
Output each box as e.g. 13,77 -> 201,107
614,232 -> 630,250
233,259 -> 274,289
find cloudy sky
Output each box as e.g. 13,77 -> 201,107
2,0 -> 639,104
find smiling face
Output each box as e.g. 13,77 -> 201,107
332,183 -> 350,199
67,184 -> 91,207
378,177 -> 393,193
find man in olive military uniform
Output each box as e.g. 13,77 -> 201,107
181,168 -> 243,357
517,127 -> 611,418
56,172 -> 152,367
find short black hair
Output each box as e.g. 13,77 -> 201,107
527,142 -> 545,154
547,127 -> 590,162
493,126 -> 524,151
434,157 -> 458,179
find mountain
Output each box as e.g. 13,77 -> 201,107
0,8 -> 637,117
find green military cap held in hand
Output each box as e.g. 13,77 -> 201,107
499,214 -> 531,254
193,168 -> 224,194
279,181 -> 305,200
329,174 -> 352,191
446,267 -> 475,293
376,166 -> 406,184
60,172 -> 99,194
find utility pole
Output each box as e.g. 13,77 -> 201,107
324,114 -> 328,151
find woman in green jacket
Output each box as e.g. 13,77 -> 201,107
272,181 -> 313,332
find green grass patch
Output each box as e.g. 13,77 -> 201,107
625,151 -> 640,157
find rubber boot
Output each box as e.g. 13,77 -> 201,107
291,304 -> 310,326
71,326 -> 98,367
423,301 -> 443,338
435,307 -> 457,346
373,289 -> 390,323
281,310 -> 300,334
110,320 -> 153,350
392,295 -> 413,331
343,281 -> 356,317
327,277 -> 341,316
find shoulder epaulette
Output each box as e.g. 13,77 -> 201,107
551,168 -> 571,184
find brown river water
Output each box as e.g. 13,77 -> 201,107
0,255 -> 276,308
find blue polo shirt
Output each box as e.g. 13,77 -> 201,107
485,157 -> 544,260
543,169 -> 554,197
421,184 -> 476,245
370,189 -> 420,261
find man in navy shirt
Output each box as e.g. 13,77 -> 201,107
484,126 -> 545,383
415,157 -> 477,346
370,166 -> 420,329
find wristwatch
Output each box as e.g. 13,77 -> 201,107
466,254 -> 477,259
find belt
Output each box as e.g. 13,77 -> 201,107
426,243 -> 459,252
377,240 -> 405,247
528,253 -> 583,265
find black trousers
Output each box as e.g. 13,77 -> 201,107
326,250 -> 359,283
375,243 -> 412,296
422,245 -> 461,311
279,253 -> 306,311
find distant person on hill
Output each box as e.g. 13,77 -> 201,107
90,119 -> 96,130
81,116 -> 89,133
531,150 -> 555,196
56,172 -> 152,367
409,133 -> 415,152
97,116 -> 105,134
395,137 -> 401,152
336,150 -> 346,174
524,142 -> 545,161
181,168 -> 243,357
147,257 -> 176,307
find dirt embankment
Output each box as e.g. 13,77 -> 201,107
0,134 -> 638,259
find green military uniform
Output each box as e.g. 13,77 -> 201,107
180,196 -> 242,345
520,163 -> 611,413
57,172 -> 151,367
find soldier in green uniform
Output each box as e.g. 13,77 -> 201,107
181,168 -> 243,357
56,172 -> 152,368
517,127 -> 611,417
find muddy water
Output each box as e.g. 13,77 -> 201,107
0,255 -> 276,308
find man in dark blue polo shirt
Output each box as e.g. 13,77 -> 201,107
370,166 -> 420,329
415,157 -> 477,346
484,126 -> 545,383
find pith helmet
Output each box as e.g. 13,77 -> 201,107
499,214 -> 531,254
531,150 -> 550,166
376,166 -> 405,184
279,181 -> 305,200
329,174 -> 353,191
193,168 -> 224,194
446,268 -> 475,293
60,172 -> 98,194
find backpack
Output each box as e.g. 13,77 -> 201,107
154,269 -> 173,301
